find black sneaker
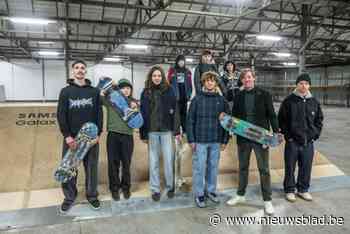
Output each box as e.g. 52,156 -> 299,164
112,191 -> 120,201
88,199 -> 101,210
207,192 -> 220,204
167,189 -> 175,199
151,192 -> 161,202
59,200 -> 73,214
122,189 -> 131,200
195,196 -> 206,208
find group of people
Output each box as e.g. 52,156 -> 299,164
57,50 -> 323,216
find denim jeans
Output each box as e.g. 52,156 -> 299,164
192,143 -> 220,197
237,142 -> 272,201
284,140 -> 314,193
148,131 -> 174,193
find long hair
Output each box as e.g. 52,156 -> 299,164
144,65 -> 169,92
239,68 -> 256,81
223,60 -> 236,73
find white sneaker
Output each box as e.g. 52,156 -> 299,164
297,192 -> 313,201
226,195 -> 246,206
285,193 -> 297,202
264,201 -> 274,215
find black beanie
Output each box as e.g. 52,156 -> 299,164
118,78 -> 133,89
296,73 -> 311,85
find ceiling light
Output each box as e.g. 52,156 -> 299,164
103,57 -> 122,62
37,51 -> 60,56
7,17 -> 56,25
124,44 -> 148,50
257,35 -> 282,41
186,58 -> 194,63
283,62 -> 297,66
272,52 -> 291,57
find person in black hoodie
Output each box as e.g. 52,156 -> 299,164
226,68 -> 279,215
57,60 -> 103,213
193,50 -> 225,95
278,73 -> 323,203
167,55 -> 192,135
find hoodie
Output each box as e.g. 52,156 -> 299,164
57,79 -> 103,138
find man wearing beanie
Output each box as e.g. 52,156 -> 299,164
167,55 -> 192,134
101,78 -> 138,201
278,73 -> 324,203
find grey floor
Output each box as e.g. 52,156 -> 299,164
1,105 -> 350,234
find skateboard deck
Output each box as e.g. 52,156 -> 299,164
54,122 -> 98,183
97,77 -> 143,129
174,137 -> 186,192
219,113 -> 282,147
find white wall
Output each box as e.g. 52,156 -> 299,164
0,60 -> 178,101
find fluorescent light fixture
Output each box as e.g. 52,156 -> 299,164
124,44 -> 148,50
257,35 -> 282,41
272,52 -> 291,57
37,41 -> 55,45
149,29 -> 178,33
103,57 -> 121,62
7,17 -> 55,25
37,51 -> 60,56
283,62 -> 297,66
186,58 -> 194,63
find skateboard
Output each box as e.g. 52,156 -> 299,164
219,113 -> 282,147
174,137 -> 186,192
97,77 -> 144,129
54,122 -> 98,183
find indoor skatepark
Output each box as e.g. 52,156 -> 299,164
1,0 -> 350,234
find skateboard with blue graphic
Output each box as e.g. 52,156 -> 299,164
97,77 -> 144,129
54,122 -> 98,183
219,113 -> 282,147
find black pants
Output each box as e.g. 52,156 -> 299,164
107,132 -> 134,192
237,141 -> 272,201
61,141 -> 99,204
178,100 -> 187,134
284,141 -> 314,193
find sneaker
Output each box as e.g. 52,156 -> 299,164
151,192 -> 161,202
167,189 -> 175,199
59,200 -> 73,214
88,199 -> 101,210
207,192 -> 220,204
195,196 -> 206,208
285,193 -> 296,202
264,201 -> 274,215
226,195 -> 246,206
297,192 -> 313,201
112,191 -> 120,201
122,189 -> 131,200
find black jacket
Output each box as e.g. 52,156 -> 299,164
57,79 -> 103,138
140,87 -> 179,140
278,91 -> 323,145
232,87 -> 279,144
187,91 -> 229,144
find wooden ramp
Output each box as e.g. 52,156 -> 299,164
0,103 -> 344,211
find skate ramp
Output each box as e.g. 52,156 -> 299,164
0,103 -> 335,192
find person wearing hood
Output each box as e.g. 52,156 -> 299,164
220,60 -> 242,106
193,50 -> 225,95
101,78 -> 138,201
187,71 -> 229,208
226,68 -> 279,215
140,65 -> 181,202
278,73 -> 324,203
167,55 -> 192,135
57,60 -> 103,213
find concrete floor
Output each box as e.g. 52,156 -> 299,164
1,105 -> 350,234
